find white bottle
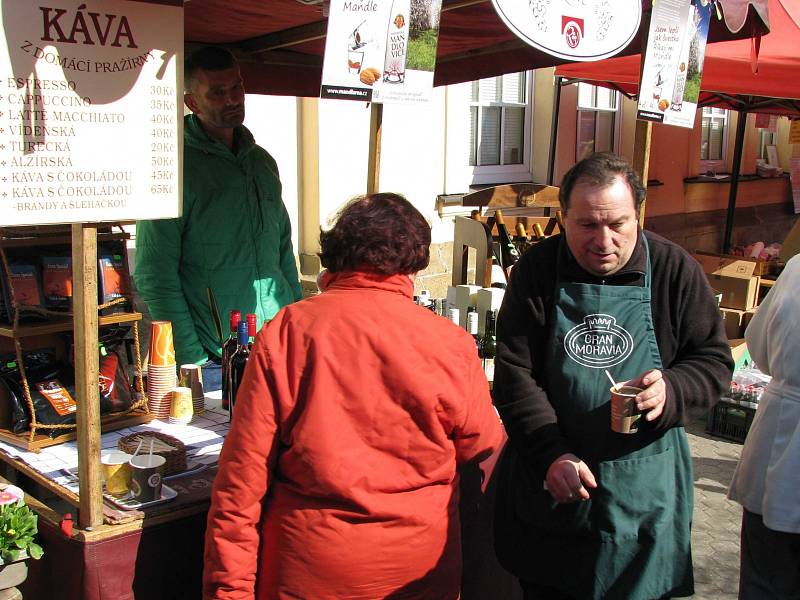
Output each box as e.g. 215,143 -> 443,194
382,0 -> 410,84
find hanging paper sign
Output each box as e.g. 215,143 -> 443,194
754,113 -> 770,128
767,115 -> 777,133
320,0 -> 443,105
0,0 -> 183,226
490,0 -> 641,61
789,119 -> 800,144
637,0 -> 712,128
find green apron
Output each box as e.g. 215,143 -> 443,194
521,236 -> 694,599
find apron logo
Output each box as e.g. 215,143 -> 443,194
563,314 -> 634,368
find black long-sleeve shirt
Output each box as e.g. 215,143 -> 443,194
493,230 -> 734,482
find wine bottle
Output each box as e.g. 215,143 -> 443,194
246,313 -> 257,350
494,210 -> 520,271
514,221 -> 531,255
382,0 -> 410,84
221,310 -> 241,410
482,309 -> 497,383
447,308 -> 460,327
467,310 -> 481,354
228,321 -> 250,419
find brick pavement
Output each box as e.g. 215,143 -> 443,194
686,407 -> 745,600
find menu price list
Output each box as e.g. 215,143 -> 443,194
148,84 -> 177,197
0,74 -> 180,224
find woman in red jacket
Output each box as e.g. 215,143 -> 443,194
204,193 -> 502,599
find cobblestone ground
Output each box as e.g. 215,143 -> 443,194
686,407 -> 745,600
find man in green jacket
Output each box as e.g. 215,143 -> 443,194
135,47 -> 302,390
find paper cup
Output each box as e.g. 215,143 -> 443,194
149,321 -> 176,366
610,385 -> 643,434
170,386 -> 193,423
129,454 -> 166,503
101,451 -> 133,497
180,364 -> 205,397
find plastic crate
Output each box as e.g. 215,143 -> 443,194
706,398 -> 756,443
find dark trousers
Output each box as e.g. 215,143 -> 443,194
740,508 -> 800,600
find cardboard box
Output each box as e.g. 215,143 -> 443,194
741,308 -> 758,334
692,251 -> 766,277
693,253 -> 760,310
707,274 -> 759,310
720,308 -> 745,340
728,338 -> 752,371
447,285 -> 480,328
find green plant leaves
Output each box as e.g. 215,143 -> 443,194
0,501 -> 42,562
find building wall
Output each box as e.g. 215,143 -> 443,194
152,70 -> 797,298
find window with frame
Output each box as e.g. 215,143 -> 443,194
700,107 -> 728,167
576,83 -> 618,161
468,72 -> 531,182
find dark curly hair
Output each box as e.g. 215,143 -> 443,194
559,152 -> 646,214
319,193 -> 431,275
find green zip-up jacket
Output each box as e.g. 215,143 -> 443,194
134,114 -> 302,367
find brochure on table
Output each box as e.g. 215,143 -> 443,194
320,0 -> 442,105
637,0 -> 711,128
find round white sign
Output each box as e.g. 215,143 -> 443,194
491,0 -> 642,61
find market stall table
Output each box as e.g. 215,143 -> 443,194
0,396 -> 229,600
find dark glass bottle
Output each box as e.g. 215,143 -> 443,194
221,310 -> 241,410
228,321 -> 251,419
246,313 -> 257,350
467,310 -> 481,354
494,210 -> 520,271
482,309 -> 497,383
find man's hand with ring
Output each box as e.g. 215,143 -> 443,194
545,453 -> 597,503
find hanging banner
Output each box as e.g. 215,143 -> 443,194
320,0 -> 442,105
0,0 -> 183,226
491,0 -> 641,61
637,0 -> 712,128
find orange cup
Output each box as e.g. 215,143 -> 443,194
149,321 -> 176,366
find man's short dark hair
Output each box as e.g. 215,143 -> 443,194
319,193 -> 431,275
185,46 -> 238,92
559,152 -> 646,214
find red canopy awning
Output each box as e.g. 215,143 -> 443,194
182,0 -> 771,97
556,0 -> 799,114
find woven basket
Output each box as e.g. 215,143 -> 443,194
117,432 -> 187,476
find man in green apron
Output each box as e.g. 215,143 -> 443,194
493,153 -> 733,600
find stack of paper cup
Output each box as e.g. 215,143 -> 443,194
169,386 -> 193,425
147,321 -> 177,420
179,364 -> 205,415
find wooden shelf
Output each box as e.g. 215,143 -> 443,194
0,231 -> 130,249
0,311 -> 141,338
0,408 -> 154,454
